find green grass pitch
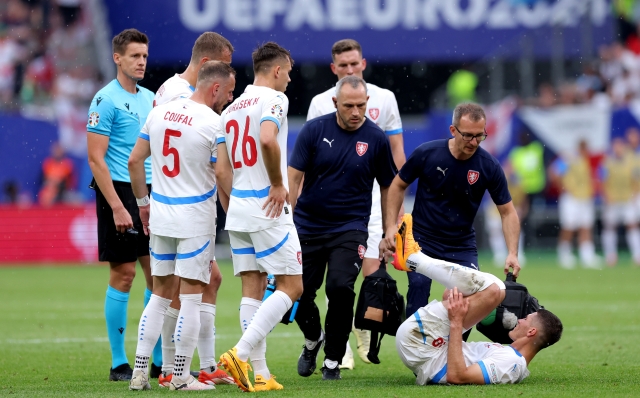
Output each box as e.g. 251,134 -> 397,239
1,251 -> 639,397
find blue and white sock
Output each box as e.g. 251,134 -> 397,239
105,285 -> 129,368
135,294 -> 172,375
144,288 -> 163,367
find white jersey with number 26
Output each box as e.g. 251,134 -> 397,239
218,84 -> 292,233
140,97 -> 217,239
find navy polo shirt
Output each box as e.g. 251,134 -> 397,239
399,139 -> 511,248
290,113 -> 397,234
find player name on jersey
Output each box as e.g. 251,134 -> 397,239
226,97 -> 260,114
163,111 -> 193,126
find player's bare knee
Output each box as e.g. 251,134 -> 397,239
115,266 -> 136,290
209,268 -> 222,290
486,284 -> 504,307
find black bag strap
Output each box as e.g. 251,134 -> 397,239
367,330 -> 383,364
366,277 -> 388,365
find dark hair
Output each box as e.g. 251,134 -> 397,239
112,28 -> 149,55
534,309 -> 563,350
331,39 -> 362,60
252,42 -> 293,75
191,32 -> 234,63
452,102 -> 486,126
197,61 -> 236,86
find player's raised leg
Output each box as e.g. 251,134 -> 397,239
393,214 -> 505,328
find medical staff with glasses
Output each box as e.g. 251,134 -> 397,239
381,103 -> 521,328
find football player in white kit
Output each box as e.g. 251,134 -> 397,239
216,42 -> 303,393
154,32 -> 233,106
381,214 -> 563,385
152,32 -> 235,387
127,61 -> 236,391
307,38 -> 406,369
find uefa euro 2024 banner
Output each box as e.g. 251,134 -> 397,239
104,0 -> 614,64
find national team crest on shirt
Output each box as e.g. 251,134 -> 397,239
467,170 -> 480,185
297,251 -> 302,265
356,141 -> 368,156
88,112 -> 100,127
358,245 -> 366,259
368,108 -> 380,121
270,104 -> 283,118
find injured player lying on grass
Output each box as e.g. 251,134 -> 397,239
380,214 -> 563,385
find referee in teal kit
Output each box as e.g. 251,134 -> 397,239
86,28 -> 160,381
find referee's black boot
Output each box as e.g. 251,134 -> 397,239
321,362 -> 341,380
149,363 -> 162,379
298,332 -> 324,377
109,363 -> 133,381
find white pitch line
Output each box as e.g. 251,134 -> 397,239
3,332 -> 301,345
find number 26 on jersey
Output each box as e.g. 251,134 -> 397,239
226,116 -> 257,169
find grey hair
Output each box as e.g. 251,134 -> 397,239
452,102 -> 486,126
336,75 -> 367,98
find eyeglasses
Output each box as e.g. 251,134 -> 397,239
453,126 -> 487,142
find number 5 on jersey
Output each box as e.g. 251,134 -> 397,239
226,116 -> 257,169
163,128 -> 181,177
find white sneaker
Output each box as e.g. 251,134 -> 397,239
558,253 -> 576,269
169,375 -> 215,391
353,326 -> 371,364
339,343 -> 354,370
129,369 -> 151,391
582,255 -> 602,270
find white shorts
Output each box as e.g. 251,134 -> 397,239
366,181 -> 383,259
396,301 -> 451,385
365,211 -> 382,259
229,224 -> 302,277
149,234 -> 215,284
603,201 -> 637,226
558,193 -> 594,230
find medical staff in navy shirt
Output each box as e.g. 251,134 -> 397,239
380,103 -> 521,321
288,76 -> 397,381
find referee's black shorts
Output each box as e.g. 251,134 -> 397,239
95,181 -> 150,263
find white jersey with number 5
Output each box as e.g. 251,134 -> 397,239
153,74 -> 194,107
218,84 -> 292,233
140,97 -> 217,238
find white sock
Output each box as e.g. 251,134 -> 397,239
518,232 -> 526,265
324,359 -> 339,369
579,241 -> 596,265
134,295 -> 172,374
161,307 -> 179,375
627,228 -> 640,261
489,231 -> 507,263
198,303 -> 216,370
407,252 -> 505,295
602,228 -> 617,260
305,329 -> 324,350
558,241 -> 572,257
174,294 -> 202,379
239,297 -> 269,379
236,291 -> 292,361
